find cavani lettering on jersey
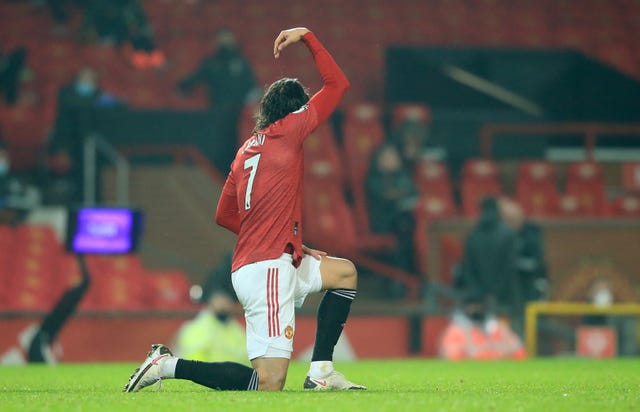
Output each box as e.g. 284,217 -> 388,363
243,133 -> 266,153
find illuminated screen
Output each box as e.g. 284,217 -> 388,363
66,208 -> 143,254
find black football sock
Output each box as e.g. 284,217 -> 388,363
311,289 -> 356,361
175,359 -> 258,391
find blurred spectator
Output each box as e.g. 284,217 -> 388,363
47,67 -> 120,204
0,46 -> 27,105
391,119 -> 446,171
458,197 -> 522,321
581,277 -> 637,356
178,28 -> 258,171
81,0 -> 165,69
174,291 -> 247,364
438,293 -> 526,360
0,139 -> 41,223
501,198 -> 548,302
365,144 -> 418,274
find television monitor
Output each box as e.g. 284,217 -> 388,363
65,207 -> 143,254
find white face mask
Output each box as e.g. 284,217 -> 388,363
593,289 -> 613,307
0,158 -> 9,177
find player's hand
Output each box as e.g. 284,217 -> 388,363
302,244 -> 327,261
273,27 -> 310,59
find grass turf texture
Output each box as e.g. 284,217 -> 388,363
0,359 -> 638,411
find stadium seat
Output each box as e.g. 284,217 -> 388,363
557,194 -> 583,217
303,182 -> 358,254
565,161 -> 607,216
149,270 -> 194,310
621,162 -> 640,194
415,193 -> 457,221
304,125 -> 344,184
342,102 -> 386,235
303,180 -> 395,254
0,105 -> 48,171
609,195 -> 640,217
461,159 -> 502,217
98,270 -> 148,311
414,159 -> 455,197
516,161 -> 560,217
391,103 -> 431,128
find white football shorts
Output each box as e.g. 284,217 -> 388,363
231,253 -> 323,360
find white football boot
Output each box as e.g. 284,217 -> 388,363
123,344 -> 174,393
303,370 -> 367,391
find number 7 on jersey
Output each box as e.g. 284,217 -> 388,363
243,153 -> 261,210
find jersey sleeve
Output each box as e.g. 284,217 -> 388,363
215,169 -> 241,234
292,32 -> 350,142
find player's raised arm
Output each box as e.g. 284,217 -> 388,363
273,27 -> 350,127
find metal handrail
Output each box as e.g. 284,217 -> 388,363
83,133 -> 130,206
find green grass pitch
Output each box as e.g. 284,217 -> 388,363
1,359 -> 638,411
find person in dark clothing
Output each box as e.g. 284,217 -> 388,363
48,67 -> 104,204
178,28 -> 258,172
515,221 -> 547,302
500,198 -> 548,303
0,47 -> 27,105
459,197 -> 521,318
365,143 -> 418,274
48,67 -> 123,202
27,256 -> 91,362
82,0 -> 148,46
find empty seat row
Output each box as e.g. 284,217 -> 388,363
0,224 -> 194,312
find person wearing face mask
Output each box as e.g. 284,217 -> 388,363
174,290 -> 248,364
365,143 -> 419,279
47,67 -> 103,204
438,293 -> 526,360
177,28 -> 259,173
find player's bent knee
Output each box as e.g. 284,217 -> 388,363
338,259 -> 358,289
321,256 -> 358,290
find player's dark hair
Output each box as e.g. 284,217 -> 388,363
254,78 -> 309,131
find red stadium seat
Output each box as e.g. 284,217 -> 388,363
516,161 -> 560,217
415,193 -> 458,221
303,180 -> 395,255
609,195 -> 640,217
304,125 -> 344,184
304,182 -> 357,253
565,161 -> 607,216
557,194 -> 583,217
342,102 -> 386,235
414,159 -> 454,196
98,271 -> 148,311
621,162 -> 640,194
149,271 -> 194,310
461,159 -> 502,217
0,105 -> 48,171
413,193 -> 458,276
391,103 -> 431,128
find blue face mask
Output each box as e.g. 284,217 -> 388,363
75,81 -> 96,97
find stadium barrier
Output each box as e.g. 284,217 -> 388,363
525,301 -> 640,356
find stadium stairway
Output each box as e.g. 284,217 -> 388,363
102,163 -> 235,285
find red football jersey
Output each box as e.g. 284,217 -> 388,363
215,32 -> 349,271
